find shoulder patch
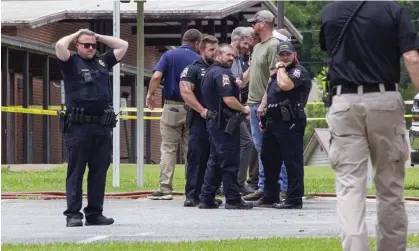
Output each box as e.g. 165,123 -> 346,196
222,74 -> 230,86
292,69 -> 301,78
98,59 -> 105,67
181,67 -> 189,78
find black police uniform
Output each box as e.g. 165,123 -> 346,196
260,63 -> 311,209
199,61 -> 253,210
180,59 -> 212,206
57,49 -> 118,226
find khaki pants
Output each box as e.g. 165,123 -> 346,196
159,102 -> 189,193
326,86 -> 409,251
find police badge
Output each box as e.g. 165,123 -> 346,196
98,59 -> 105,67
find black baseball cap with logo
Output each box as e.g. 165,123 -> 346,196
277,41 -> 296,54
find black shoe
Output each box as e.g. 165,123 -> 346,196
253,198 -> 276,208
184,198 -> 197,207
215,198 -> 223,206
225,199 -> 254,210
66,217 -> 83,227
85,215 -> 114,226
273,202 -> 303,209
198,201 -> 220,209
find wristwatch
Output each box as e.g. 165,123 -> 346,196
275,62 -> 285,69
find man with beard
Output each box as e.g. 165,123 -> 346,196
256,41 -> 311,209
180,35 -> 223,207
55,28 -> 128,227
228,27 -> 254,196
198,44 -> 253,210
241,10 -> 280,202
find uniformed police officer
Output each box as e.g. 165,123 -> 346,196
256,41 -> 311,209
55,29 -> 128,227
179,35 -> 223,207
199,44 -> 253,210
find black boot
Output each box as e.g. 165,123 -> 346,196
273,201 -> 303,209
85,215 -> 114,226
225,199 -> 254,210
66,217 -> 83,227
184,198 -> 197,207
198,200 -> 220,209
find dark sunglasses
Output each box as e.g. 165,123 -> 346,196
78,42 -> 97,49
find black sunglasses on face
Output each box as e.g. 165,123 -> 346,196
78,42 -> 97,49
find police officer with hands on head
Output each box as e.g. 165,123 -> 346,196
55,29 -> 128,227
199,44 -> 254,210
256,41 -> 311,209
180,35 -> 223,207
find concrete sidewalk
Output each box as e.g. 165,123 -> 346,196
2,197 -> 419,245
3,164 -> 58,172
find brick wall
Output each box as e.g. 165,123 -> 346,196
2,21 -> 173,164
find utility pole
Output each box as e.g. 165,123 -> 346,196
277,0 -> 285,29
112,0 -> 121,187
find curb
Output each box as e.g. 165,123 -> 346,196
2,191 -> 419,201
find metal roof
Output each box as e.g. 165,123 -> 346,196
1,0 -> 303,43
1,34 -> 151,77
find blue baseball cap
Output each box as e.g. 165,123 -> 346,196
277,41 -> 295,54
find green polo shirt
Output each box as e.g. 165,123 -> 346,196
247,36 -> 278,104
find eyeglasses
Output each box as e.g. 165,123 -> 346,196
77,42 -> 97,49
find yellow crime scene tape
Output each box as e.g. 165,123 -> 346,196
1,106 -> 162,120
5,105 -> 163,113
5,100 -> 415,111
2,106 -> 418,121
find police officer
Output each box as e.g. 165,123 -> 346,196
55,29 -> 128,227
256,41 -> 311,209
199,44 -> 253,210
179,35 -> 223,207
320,2 -> 419,250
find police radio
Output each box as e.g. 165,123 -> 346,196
322,1 -> 366,107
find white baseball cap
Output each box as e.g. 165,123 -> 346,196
273,30 -> 290,42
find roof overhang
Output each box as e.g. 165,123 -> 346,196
1,0 -> 303,44
1,34 -> 151,77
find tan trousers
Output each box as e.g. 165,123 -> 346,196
159,102 -> 189,193
326,85 -> 409,251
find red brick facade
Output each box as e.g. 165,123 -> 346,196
2,21 -> 170,164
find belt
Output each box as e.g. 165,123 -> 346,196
164,100 -> 184,105
333,83 -> 397,96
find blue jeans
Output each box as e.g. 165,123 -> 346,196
249,104 -> 287,193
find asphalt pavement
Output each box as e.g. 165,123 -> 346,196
2,197 -> 419,245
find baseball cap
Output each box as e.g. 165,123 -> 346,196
247,10 -> 275,23
277,41 -> 295,54
273,30 -> 291,42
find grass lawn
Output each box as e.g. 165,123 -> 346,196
2,164 -> 419,197
2,234 -> 419,251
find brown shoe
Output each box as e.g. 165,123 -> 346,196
242,191 -> 263,201
147,191 -> 173,200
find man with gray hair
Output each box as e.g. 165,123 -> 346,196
228,26 -> 254,196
